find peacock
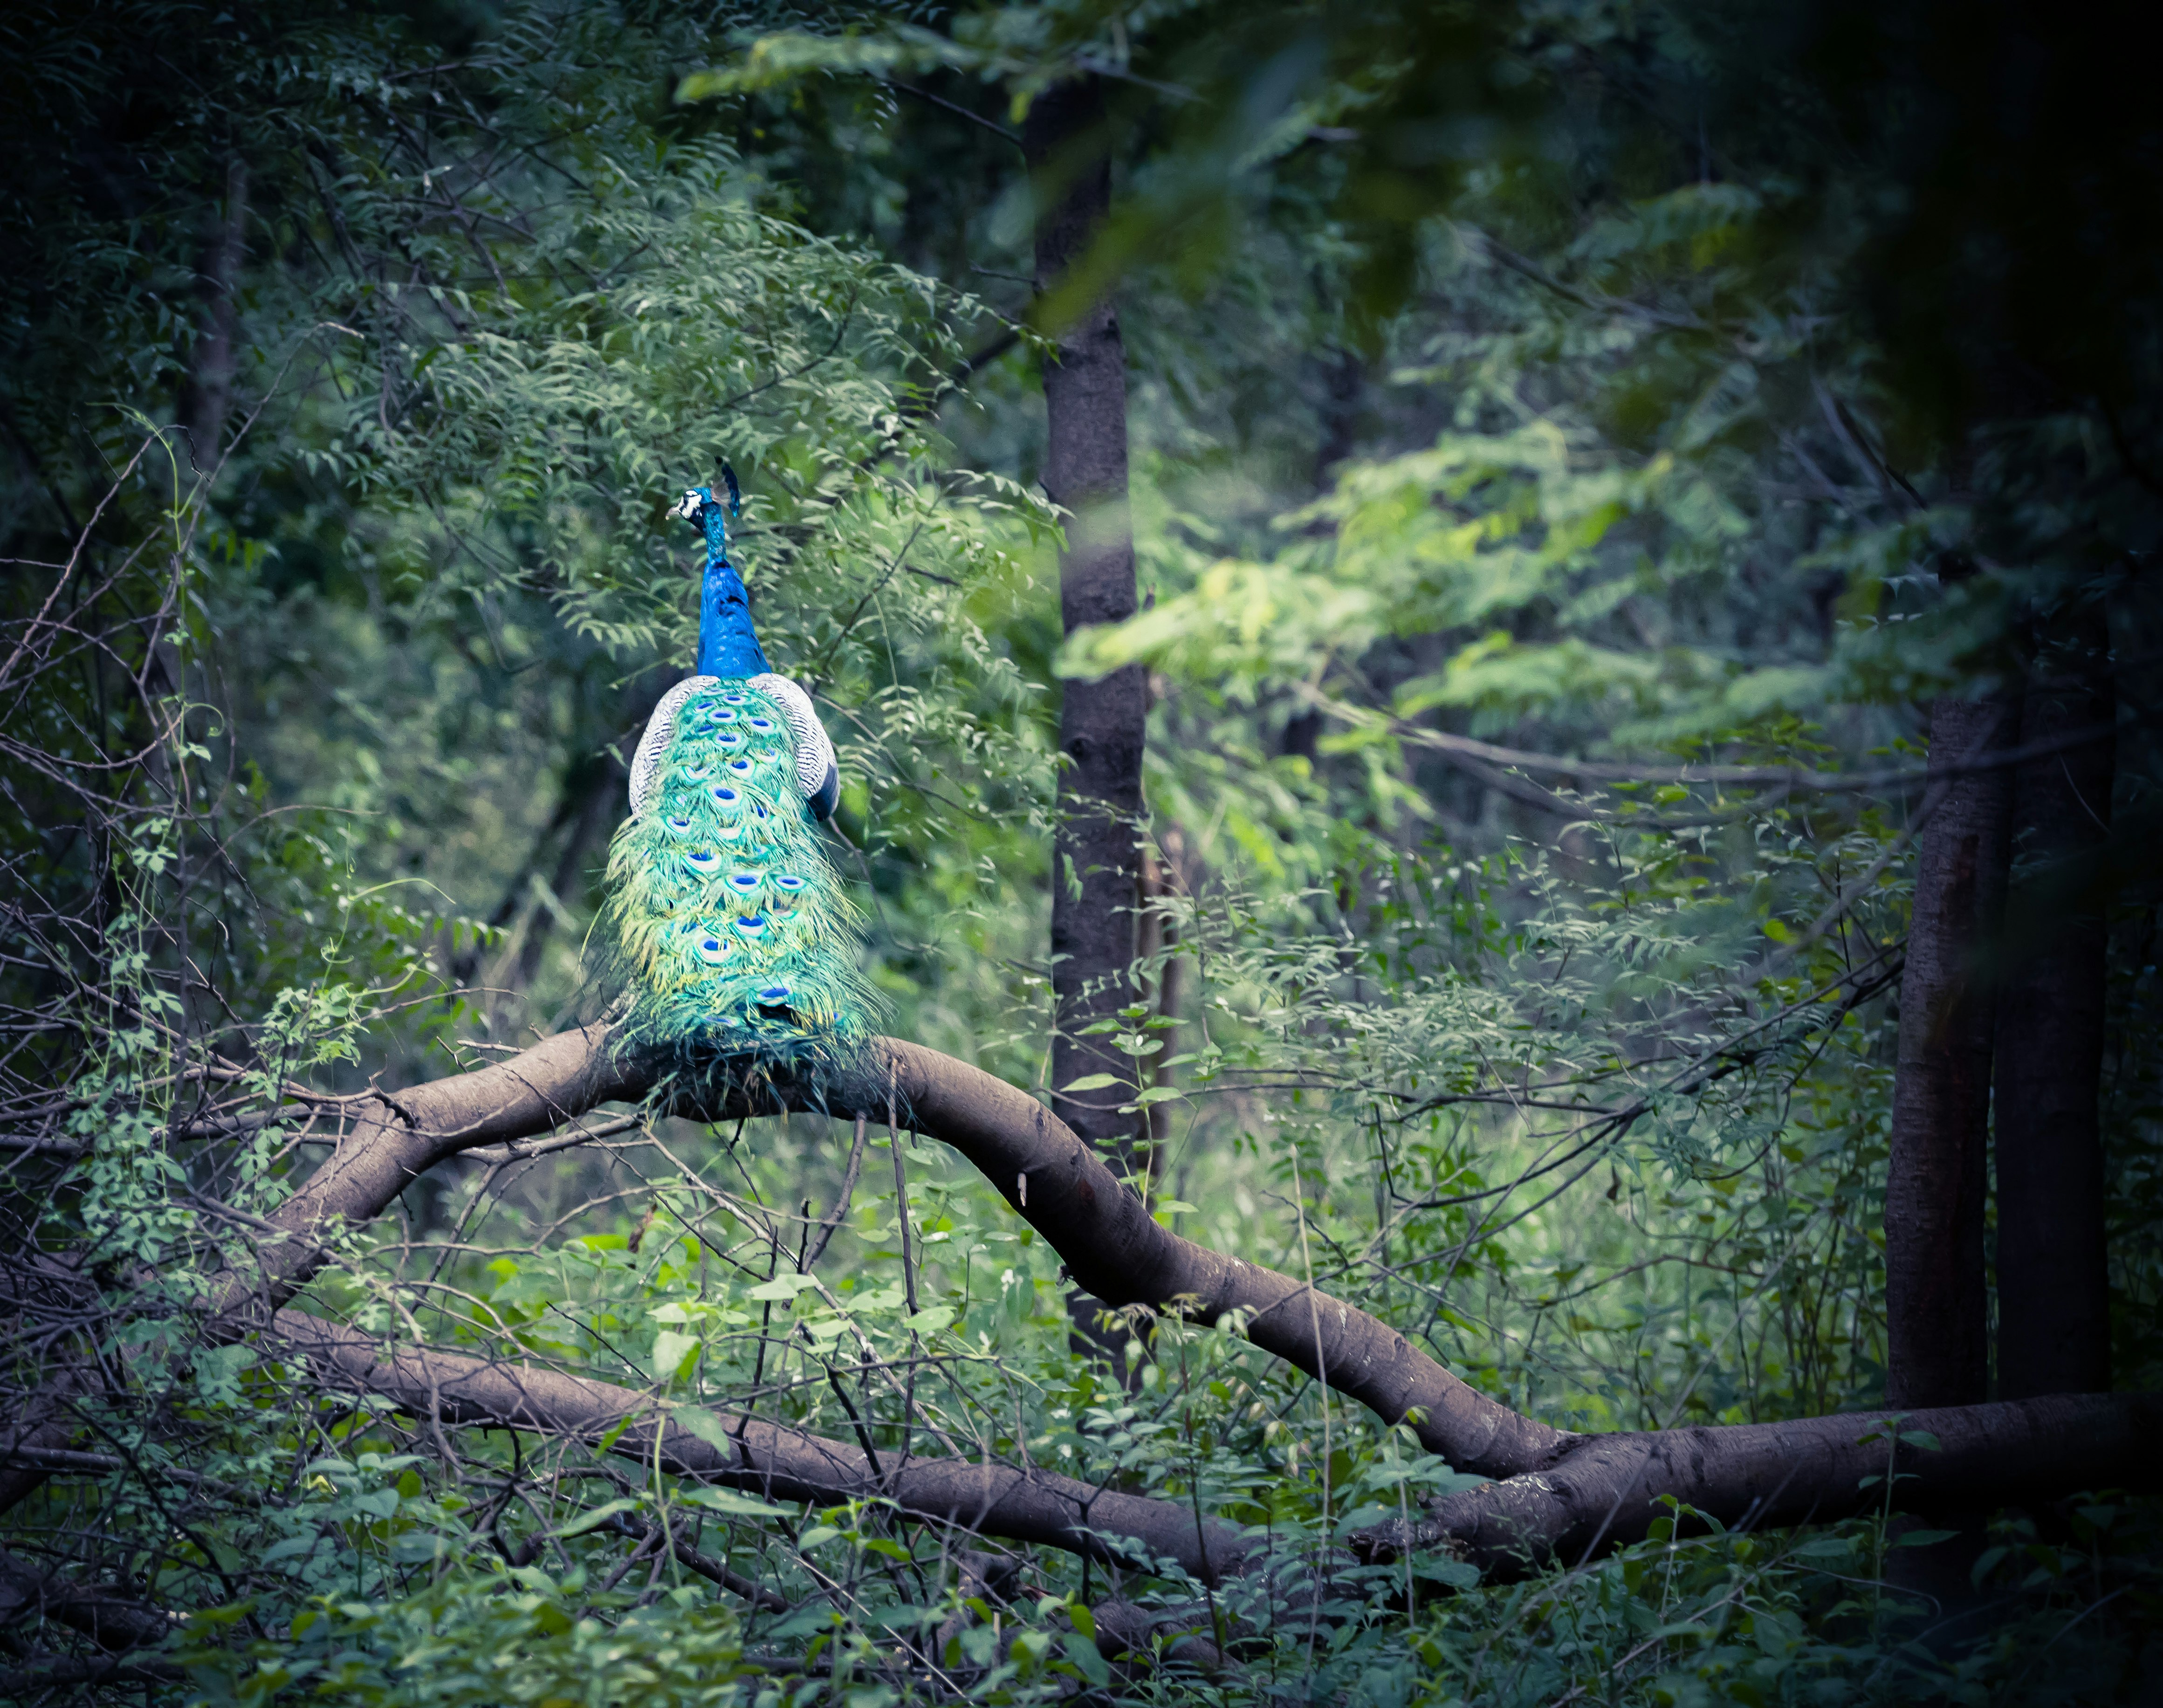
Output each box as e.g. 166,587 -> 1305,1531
595,475 -> 883,1096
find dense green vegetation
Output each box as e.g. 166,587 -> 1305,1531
3,1 -> 2159,1703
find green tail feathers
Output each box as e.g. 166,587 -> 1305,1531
596,680 -> 883,1091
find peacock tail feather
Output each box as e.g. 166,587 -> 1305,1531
595,678 -> 883,1095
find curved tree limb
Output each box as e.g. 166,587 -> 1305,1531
14,1022 -> 2162,1596
241,1027 -> 1561,1479
871,1040 -> 1565,1477
236,1022 -> 635,1312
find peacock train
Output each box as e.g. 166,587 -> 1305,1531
593,477 -> 884,1097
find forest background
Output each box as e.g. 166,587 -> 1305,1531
3,0 -> 2161,1703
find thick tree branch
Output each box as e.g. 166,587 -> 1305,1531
221,1022 -> 637,1313
269,1310 -> 1250,1582
14,1024 -> 2160,1598
0,1542 -> 179,1650
224,1028 -> 1561,1480
870,1041 -> 1565,1477
0,1653 -> 185,1693
1352,1391 -> 2161,1582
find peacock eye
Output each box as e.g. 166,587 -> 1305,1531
684,850 -> 720,874
664,815 -> 696,837
733,913 -> 767,937
712,707 -> 737,723
755,984 -> 791,1007
693,934 -> 729,965
728,758 -> 753,774
723,693 -> 747,706
683,762 -> 712,780
708,785 -> 738,806
714,732 -> 743,750
774,874 -> 805,892
728,872 -> 759,892
748,717 -> 775,732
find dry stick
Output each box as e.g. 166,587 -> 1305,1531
0,1656 -> 185,1694
886,1066 -> 928,1483
594,1520 -> 666,1596
0,1445 -> 255,1503
803,1114 -> 870,1271
824,1366 -> 886,1482
464,1112 -> 643,1165
1305,686 -> 2122,795
889,1066 -> 918,1317
1287,1140 -> 1331,1674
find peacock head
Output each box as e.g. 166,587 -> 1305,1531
671,466 -> 742,531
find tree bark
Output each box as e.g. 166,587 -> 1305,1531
0,1542 -> 178,1649
7,1020 -> 2160,1592
269,1311 -> 1250,1582
1024,76 -> 1149,1185
1886,693 -> 2017,1406
1354,1390 -> 2160,1581
192,1029 -> 1562,1479
1995,608 -> 2116,1397
179,157 -> 248,473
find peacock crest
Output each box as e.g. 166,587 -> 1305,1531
592,478 -> 883,1096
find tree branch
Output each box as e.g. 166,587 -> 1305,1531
1351,1391 -> 2162,1582
12,1022 -> 2161,1596
219,1028 -> 1562,1480
269,1310 -> 1250,1582
0,1543 -> 180,1650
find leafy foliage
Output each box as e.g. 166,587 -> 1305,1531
4,0 -> 2161,1704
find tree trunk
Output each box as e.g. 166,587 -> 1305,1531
1994,606 -> 2116,1397
1024,78 -> 1148,1186
179,157 -> 248,473
1885,692 -> 2017,1406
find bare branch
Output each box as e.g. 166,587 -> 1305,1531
271,1310 -> 1252,1581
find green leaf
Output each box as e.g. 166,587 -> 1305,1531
747,1272 -> 820,1302
1062,1630 -> 1112,1687
651,1329 -> 699,1379
557,1497 -> 639,1539
682,1486 -> 797,1520
1058,1073 -> 1120,1093
1892,1528 -> 1962,1548
673,1408 -> 741,1451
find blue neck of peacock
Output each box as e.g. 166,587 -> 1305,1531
694,503 -> 770,679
